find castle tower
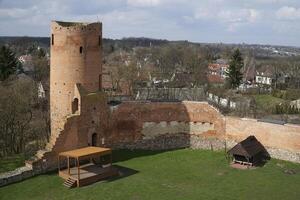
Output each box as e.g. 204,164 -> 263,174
50,21 -> 102,135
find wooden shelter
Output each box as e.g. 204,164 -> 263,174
58,147 -> 118,188
228,136 -> 269,167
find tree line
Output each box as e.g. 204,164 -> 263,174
0,45 -> 50,157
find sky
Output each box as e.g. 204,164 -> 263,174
1,0 -> 300,46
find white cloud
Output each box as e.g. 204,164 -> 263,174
0,0 -> 300,46
276,6 -> 300,20
127,0 -> 161,7
248,9 -> 260,23
0,8 -> 32,19
194,7 -> 260,32
195,8 -> 260,23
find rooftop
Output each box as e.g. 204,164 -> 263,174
59,147 -> 111,159
228,136 -> 267,157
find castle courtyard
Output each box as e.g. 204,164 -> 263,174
1,149 -> 300,200
1,0 -> 300,199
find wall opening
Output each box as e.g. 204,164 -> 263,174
79,46 -> 83,54
51,34 -> 54,45
72,98 -> 79,114
99,74 -> 102,90
98,36 -> 101,46
92,133 -> 97,146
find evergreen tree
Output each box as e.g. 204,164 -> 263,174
0,46 -> 21,81
36,48 -> 46,58
226,49 -> 243,89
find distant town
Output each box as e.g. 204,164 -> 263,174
1,36 -> 299,124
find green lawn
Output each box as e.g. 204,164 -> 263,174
0,149 -> 300,200
253,94 -> 286,112
0,154 -> 24,173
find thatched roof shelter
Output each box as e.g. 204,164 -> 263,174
228,136 -> 269,166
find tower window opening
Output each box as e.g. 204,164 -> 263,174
79,46 -> 83,54
99,74 -> 102,90
98,36 -> 101,46
72,98 -> 79,114
91,133 -> 97,146
51,34 -> 54,45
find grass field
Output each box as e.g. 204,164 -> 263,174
0,154 -> 24,174
0,149 -> 300,200
252,94 -> 286,112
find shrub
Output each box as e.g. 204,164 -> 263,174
273,103 -> 300,114
285,89 -> 300,100
271,89 -> 286,99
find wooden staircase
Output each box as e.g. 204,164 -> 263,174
63,178 -> 77,188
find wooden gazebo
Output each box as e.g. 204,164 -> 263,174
58,147 -> 118,188
228,136 -> 269,167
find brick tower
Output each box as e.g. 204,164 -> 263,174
50,21 -> 102,136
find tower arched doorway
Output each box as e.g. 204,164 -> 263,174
91,133 -> 97,146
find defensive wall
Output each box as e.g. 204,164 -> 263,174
26,98 -> 300,171
108,101 -> 300,163
226,117 -> 300,162
2,98 -> 300,187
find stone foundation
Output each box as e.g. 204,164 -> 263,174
111,133 -> 190,150
267,148 -> 300,163
0,167 -> 34,187
111,134 -> 226,152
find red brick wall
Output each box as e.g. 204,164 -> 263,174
106,101 -> 226,145
226,117 -> 300,152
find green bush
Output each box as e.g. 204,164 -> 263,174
285,89 -> 300,100
272,89 -> 300,101
273,103 -> 300,114
271,89 -> 286,99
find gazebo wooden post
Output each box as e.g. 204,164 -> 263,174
77,157 -> 80,181
110,153 -> 112,166
58,155 -> 60,172
67,156 -> 70,175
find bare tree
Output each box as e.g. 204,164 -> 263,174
0,78 -> 35,156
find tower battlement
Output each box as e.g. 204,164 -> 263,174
51,21 -> 102,34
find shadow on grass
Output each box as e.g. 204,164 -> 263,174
76,165 -> 139,188
107,165 -> 139,182
28,150 -> 167,188
0,149 -> 182,188
112,148 -> 184,163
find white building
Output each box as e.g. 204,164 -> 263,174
38,82 -> 46,99
255,73 -> 273,85
255,66 -> 274,85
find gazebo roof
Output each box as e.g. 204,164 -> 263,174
228,136 -> 266,158
59,147 -> 111,159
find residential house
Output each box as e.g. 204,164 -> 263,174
18,54 -> 33,72
255,66 -> 274,85
207,59 -> 229,84
255,66 -> 289,87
